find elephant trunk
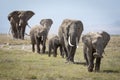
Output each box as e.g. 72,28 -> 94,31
93,47 -> 104,58
93,52 -> 103,58
68,35 -> 79,48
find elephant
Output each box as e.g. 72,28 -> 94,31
82,31 -> 110,72
8,10 -> 34,39
30,19 -> 53,53
48,35 -> 63,57
58,19 -> 83,63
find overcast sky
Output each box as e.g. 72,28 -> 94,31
1,0 -> 120,35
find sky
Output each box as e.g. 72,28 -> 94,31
1,0 -> 120,35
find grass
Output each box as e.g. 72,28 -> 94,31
0,34 -> 120,80
0,34 -> 31,45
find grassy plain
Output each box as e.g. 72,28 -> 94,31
0,34 -> 120,80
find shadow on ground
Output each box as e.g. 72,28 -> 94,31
74,62 -> 86,66
102,70 -> 119,73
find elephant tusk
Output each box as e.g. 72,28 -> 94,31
19,23 -> 21,26
76,37 -> 79,48
68,36 -> 74,47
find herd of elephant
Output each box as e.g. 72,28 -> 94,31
8,10 -> 110,72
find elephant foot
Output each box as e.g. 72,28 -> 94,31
95,69 -> 100,72
95,66 -> 100,72
37,51 -> 40,54
88,64 -> 94,72
42,50 -> 45,53
48,54 -> 51,57
53,53 -> 57,57
61,55 -> 64,58
88,67 -> 93,72
53,55 -> 57,57
65,61 -> 74,64
65,59 -> 74,64
32,51 -> 35,53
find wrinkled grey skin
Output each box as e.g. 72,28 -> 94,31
8,10 -> 34,39
30,19 -> 53,53
82,31 -> 110,72
58,19 -> 83,63
48,35 -> 63,57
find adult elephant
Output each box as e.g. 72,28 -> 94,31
58,19 -> 83,63
8,10 -> 35,39
30,19 -> 53,53
82,31 -> 110,72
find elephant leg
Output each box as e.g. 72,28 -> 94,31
69,47 -> 76,63
87,50 -> 94,72
11,29 -> 17,39
84,53 -> 88,65
10,19 -> 17,39
11,23 -> 18,39
42,39 -> 46,53
32,43 -> 35,53
53,47 -> 57,57
59,46 -> 64,58
36,43 -> 40,53
36,37 -> 40,53
83,45 -> 89,65
42,44 -> 46,53
48,46 -> 51,57
95,58 -> 101,72
17,26 -> 21,39
21,26 -> 26,40
66,46 -> 73,62
19,21 -> 27,40
64,47 -> 68,58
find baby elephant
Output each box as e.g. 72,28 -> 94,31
48,35 -> 63,57
82,31 -> 110,72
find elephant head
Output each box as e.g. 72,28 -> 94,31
40,19 -> 53,32
58,19 -> 83,62
82,31 -> 110,58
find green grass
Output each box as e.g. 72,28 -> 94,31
0,35 -> 120,80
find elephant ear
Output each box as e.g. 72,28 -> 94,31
82,35 -> 92,50
61,19 -> 72,39
8,11 -> 19,21
19,11 -> 35,21
99,31 -> 110,48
